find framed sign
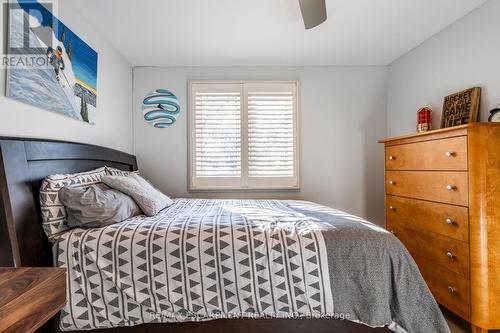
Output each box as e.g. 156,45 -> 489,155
440,87 -> 481,128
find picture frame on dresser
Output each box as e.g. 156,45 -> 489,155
379,123 -> 500,333
440,87 -> 481,128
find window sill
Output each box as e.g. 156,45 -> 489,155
188,186 -> 301,192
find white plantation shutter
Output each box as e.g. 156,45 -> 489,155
190,81 -> 299,190
195,93 -> 241,177
247,84 -> 297,182
191,83 -> 242,188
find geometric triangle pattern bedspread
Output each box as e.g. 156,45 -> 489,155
55,199 -> 334,330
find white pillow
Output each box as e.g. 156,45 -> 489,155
105,166 -> 140,176
102,174 -> 173,216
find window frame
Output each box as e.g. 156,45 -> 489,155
188,80 -> 300,191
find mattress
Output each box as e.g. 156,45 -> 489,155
54,199 -> 450,332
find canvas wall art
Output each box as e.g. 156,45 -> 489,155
6,0 -> 98,124
142,89 -> 180,128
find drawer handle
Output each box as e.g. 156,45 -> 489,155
445,218 -> 454,225
446,251 -> 454,259
446,184 -> 456,191
389,180 -> 396,186
389,155 -> 396,160
445,151 -> 455,157
447,286 -> 456,294
389,206 -> 396,211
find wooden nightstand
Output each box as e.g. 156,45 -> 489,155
0,267 -> 66,333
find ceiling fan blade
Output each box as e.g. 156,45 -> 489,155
298,0 -> 327,29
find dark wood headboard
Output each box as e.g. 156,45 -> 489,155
0,137 -> 137,267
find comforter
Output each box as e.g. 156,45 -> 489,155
54,199 -> 450,332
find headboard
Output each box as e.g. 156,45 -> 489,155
0,137 -> 137,267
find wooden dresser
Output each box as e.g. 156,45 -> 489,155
380,123 -> 500,333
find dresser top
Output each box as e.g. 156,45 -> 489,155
379,123 -> 500,145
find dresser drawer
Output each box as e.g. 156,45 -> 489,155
386,196 -> 469,242
387,222 -> 469,278
385,136 -> 467,171
415,256 -> 471,320
385,171 -> 468,206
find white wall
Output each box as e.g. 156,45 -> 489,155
133,66 -> 387,225
0,1 -> 133,153
387,0 -> 500,136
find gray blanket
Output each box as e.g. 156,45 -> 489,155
55,199 -> 449,332
285,200 -> 450,333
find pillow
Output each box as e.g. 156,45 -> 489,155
105,166 -> 140,176
59,183 -> 142,228
40,167 -> 106,239
102,174 -> 173,216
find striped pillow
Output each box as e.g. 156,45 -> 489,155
40,167 -> 106,240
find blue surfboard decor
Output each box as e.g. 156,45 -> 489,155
142,89 -> 180,128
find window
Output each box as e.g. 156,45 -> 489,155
189,80 -> 299,190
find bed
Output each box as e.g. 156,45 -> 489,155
0,137 -> 450,333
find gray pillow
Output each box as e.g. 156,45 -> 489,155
102,174 -> 173,216
40,167 -> 106,239
59,183 -> 142,228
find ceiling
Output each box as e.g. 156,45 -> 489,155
70,0 -> 488,67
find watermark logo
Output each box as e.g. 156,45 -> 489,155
145,309 -> 351,321
2,1 -> 56,69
